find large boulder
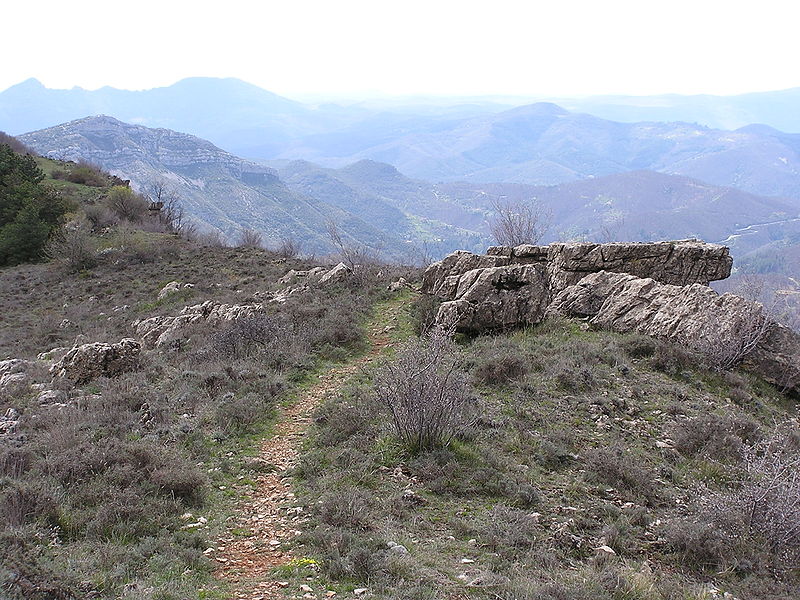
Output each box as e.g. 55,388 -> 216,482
436,264 -> 550,333
548,271 -> 800,394
50,338 -> 142,384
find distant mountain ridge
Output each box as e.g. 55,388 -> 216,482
6,78 -> 800,203
18,116 -> 488,258
17,116 -> 414,256
17,116 -> 800,269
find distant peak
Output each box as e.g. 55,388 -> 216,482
2,78 -> 45,93
511,102 -> 570,117
343,159 -> 402,177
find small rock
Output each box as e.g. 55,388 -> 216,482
157,281 -> 182,300
354,589 -> 368,596
388,544 -> 409,556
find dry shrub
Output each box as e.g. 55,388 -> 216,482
45,220 -> 98,272
669,428 -> 800,573
584,443 -> 656,501
318,487 -> 375,531
471,345 -> 527,387
489,197 -> 550,246
236,228 -> 263,248
276,236 -> 302,259
374,327 -> 474,452
650,340 -> 696,375
672,413 -> 761,461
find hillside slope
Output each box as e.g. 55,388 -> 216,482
19,116 -> 412,257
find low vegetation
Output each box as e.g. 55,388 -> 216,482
290,313 -> 799,599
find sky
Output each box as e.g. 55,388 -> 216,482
4,0 -> 799,99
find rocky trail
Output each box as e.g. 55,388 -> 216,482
214,297 -> 405,599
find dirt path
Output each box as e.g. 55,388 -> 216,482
214,300 -> 402,599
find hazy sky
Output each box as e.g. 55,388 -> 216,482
5,0 -> 798,99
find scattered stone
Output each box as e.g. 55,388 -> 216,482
0,408 -> 20,434
318,262 -> 351,285
134,300 -> 265,348
400,489 -> 427,506
388,544 -> 409,556
595,545 -> 617,555
157,281 -> 191,300
37,389 -> 68,404
0,372 -> 29,397
354,589 -> 368,596
387,277 -> 412,292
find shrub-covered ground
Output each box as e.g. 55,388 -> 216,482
289,308 -> 799,599
0,235 -> 409,599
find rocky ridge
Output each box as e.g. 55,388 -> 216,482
422,240 -> 798,394
424,240 -> 733,331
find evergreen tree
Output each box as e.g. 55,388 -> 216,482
0,144 -> 66,265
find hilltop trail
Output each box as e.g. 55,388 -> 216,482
214,295 -> 407,599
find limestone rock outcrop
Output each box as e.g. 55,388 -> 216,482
424,240 -> 732,302
51,338 -> 142,384
134,300 -> 265,348
420,251 -> 511,298
548,271 -> 800,394
424,240 -> 732,334
436,264 -> 550,333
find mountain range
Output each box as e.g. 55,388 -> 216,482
18,116 -> 487,258
5,78 -> 800,202
18,116 -> 800,272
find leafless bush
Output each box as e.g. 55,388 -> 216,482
210,314 -> 309,368
276,235 -> 303,259
146,179 -> 189,235
45,220 -> 98,272
237,228 -> 264,248
195,230 -> 228,247
679,428 -> 800,571
489,197 -> 550,247
374,326 -> 474,452
325,219 -> 382,271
